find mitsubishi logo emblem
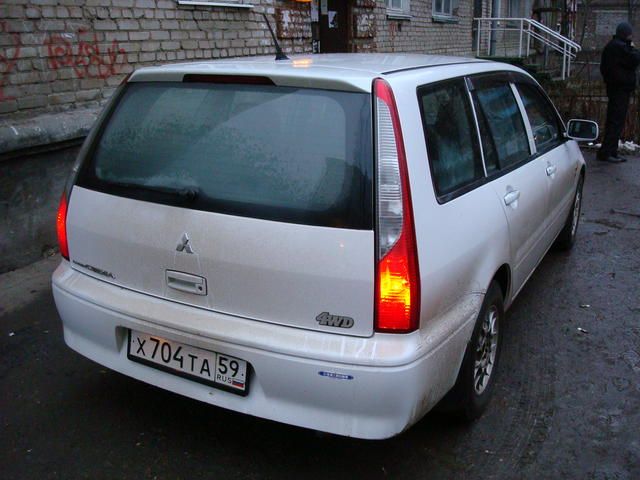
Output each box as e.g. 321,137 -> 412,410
176,233 -> 195,254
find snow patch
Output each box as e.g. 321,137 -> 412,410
590,141 -> 640,154
618,141 -> 640,154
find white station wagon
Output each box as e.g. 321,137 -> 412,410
52,54 -> 598,439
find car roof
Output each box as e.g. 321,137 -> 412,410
159,53 -> 484,74
128,53 -> 505,93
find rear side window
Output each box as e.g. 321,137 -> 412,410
77,82 -> 373,229
472,82 -> 530,170
516,83 -> 563,153
419,80 -> 484,198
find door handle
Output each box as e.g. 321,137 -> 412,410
546,164 -> 557,177
166,270 -> 207,296
503,189 -> 521,206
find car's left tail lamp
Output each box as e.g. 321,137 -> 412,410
56,191 -> 69,260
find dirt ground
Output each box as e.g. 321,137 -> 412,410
1,151 -> 639,479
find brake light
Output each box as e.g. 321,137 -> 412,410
56,192 -> 69,260
374,78 -> 420,333
182,74 -> 275,85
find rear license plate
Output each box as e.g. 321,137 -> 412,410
127,330 -> 248,395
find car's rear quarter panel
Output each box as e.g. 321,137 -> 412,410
387,68 -> 512,333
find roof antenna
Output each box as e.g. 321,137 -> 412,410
261,13 -> 289,61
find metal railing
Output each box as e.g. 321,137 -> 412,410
474,17 -> 582,80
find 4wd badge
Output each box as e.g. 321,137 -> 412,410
315,312 -> 354,329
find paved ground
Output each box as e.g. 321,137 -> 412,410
1,152 -> 639,480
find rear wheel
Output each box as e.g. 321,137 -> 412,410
554,174 -> 584,251
445,281 -> 504,420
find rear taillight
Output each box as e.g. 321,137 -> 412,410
374,78 -> 420,333
56,192 -> 69,260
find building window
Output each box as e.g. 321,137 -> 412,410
433,0 -> 452,16
176,0 -> 254,9
432,0 -> 459,20
386,0 -> 411,18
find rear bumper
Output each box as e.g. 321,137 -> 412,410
52,261 -> 480,439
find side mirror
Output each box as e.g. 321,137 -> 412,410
566,119 -> 599,142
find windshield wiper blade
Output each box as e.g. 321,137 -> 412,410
110,181 -> 199,202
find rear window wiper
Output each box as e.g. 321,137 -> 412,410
108,180 -> 199,202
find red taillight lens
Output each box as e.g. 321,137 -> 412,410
56,192 -> 69,260
374,78 -> 420,333
377,233 -> 419,331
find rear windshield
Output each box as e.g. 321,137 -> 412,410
77,82 -> 373,229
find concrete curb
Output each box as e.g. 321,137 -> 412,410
0,108 -> 99,158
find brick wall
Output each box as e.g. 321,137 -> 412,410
0,0 -> 317,122
375,1 -> 475,56
0,0 -> 488,271
0,0 -> 485,128
577,4 -> 638,52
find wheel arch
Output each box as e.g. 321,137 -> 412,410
492,264 -> 511,307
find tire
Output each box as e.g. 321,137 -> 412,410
554,174 -> 584,251
444,281 -> 504,421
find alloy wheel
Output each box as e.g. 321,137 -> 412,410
474,305 -> 499,395
571,186 -> 582,237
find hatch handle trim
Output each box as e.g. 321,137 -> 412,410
166,270 -> 207,296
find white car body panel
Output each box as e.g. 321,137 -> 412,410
53,261 -> 481,439
129,53 -> 487,93
67,187 -> 375,337
490,158 -> 551,295
386,72 -> 512,319
52,54 -> 587,439
544,140 -> 584,236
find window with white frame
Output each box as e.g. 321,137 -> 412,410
386,0 -> 411,17
176,0 -> 253,8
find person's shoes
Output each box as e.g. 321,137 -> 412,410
598,155 -> 625,163
613,154 -> 628,162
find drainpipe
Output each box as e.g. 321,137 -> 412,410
490,0 -> 501,56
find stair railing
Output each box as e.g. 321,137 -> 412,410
474,17 -> 582,80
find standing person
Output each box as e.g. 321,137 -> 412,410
597,22 -> 640,163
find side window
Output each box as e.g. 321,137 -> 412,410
419,80 -> 484,198
472,82 -> 530,170
516,83 -> 563,153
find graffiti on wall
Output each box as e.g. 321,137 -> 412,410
0,21 -> 22,101
0,23 -> 127,102
45,29 -> 126,80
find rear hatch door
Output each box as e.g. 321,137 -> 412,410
68,78 -> 375,337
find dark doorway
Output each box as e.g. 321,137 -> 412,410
318,0 -> 349,53
472,0 -> 482,53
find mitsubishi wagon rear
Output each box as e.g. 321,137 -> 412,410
52,54 -> 596,439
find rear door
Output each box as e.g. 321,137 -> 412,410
469,74 -> 550,294
67,79 -> 375,337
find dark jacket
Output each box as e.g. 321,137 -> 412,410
600,36 -> 640,91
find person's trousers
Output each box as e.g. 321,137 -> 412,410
598,87 -> 632,159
